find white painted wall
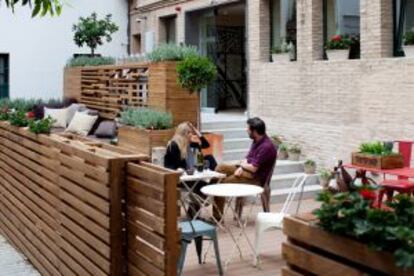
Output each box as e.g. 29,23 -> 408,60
0,0 -> 128,99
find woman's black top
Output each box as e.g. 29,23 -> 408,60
164,136 -> 210,170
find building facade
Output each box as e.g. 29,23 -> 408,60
0,0 -> 129,99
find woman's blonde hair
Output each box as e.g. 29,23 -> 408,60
169,122 -> 192,159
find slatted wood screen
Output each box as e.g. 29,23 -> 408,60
127,162 -> 180,276
80,64 -> 149,119
0,121 -> 145,276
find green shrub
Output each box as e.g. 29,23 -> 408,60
314,191 -> 414,269
404,31 -> 414,45
29,116 -> 55,134
0,98 -> 42,112
271,41 -> 291,54
177,55 -> 217,92
359,141 -> 394,156
318,168 -> 332,180
8,110 -> 29,127
66,56 -> 115,67
146,43 -> 198,62
279,143 -> 288,151
120,108 -> 173,130
304,159 -> 316,166
288,144 -> 302,154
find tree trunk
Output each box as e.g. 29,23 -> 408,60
91,47 -> 95,56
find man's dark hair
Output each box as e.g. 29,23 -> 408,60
247,117 -> 266,135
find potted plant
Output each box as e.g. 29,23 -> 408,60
288,144 -> 301,161
325,34 -> 351,61
318,168 -> 332,188
28,116 -> 55,134
118,107 -> 174,156
278,143 -> 289,160
403,30 -> 414,58
352,141 -> 404,170
304,159 -> 316,174
177,53 -> 217,128
270,134 -> 284,147
271,41 -> 292,62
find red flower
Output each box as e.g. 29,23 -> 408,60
359,189 -> 377,201
26,111 -> 35,119
332,35 -> 342,42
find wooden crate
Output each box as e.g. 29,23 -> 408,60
282,215 -> 414,276
351,152 -> 404,170
118,125 -> 174,156
126,162 -> 180,276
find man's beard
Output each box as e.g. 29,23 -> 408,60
248,133 -> 254,140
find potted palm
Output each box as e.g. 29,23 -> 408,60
271,41 -> 292,62
325,34 -> 351,61
288,144 -> 301,161
118,107 -> 174,156
278,143 -> 289,160
403,30 -> 414,57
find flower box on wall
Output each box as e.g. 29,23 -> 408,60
351,152 -> 404,170
272,53 -> 290,63
118,125 -> 174,156
326,49 -> 349,61
403,45 -> 414,58
282,215 -> 414,275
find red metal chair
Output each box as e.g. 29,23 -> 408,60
378,141 -> 414,206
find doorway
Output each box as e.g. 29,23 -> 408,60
0,54 -> 9,99
185,2 -> 247,113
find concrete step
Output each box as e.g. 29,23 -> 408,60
223,149 -> 247,162
223,138 -> 251,151
202,120 -> 246,131
270,173 -> 319,190
270,184 -> 322,204
205,128 -> 248,139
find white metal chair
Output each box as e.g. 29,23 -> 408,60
253,173 -> 310,266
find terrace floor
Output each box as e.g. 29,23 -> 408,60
0,199 -> 320,276
183,199 -> 320,276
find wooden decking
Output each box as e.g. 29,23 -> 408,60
183,199 -> 321,276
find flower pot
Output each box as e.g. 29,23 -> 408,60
272,53 -> 290,63
326,49 -> 349,61
403,45 -> 414,58
319,177 -> 330,188
288,152 -> 300,161
304,164 -> 316,174
278,150 -> 289,160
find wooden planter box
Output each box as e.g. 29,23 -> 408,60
148,61 -> 199,127
282,214 -> 414,276
351,152 -> 404,170
118,125 -> 174,156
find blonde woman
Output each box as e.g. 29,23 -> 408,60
164,122 -> 216,171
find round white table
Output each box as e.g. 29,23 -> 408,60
201,183 -> 264,268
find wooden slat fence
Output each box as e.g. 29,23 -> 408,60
126,162 -> 180,276
0,121 -> 149,275
79,63 -> 150,119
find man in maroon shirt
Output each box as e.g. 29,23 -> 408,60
214,117 -> 278,220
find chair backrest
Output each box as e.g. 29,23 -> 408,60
280,174 -> 306,214
397,141 -> 413,167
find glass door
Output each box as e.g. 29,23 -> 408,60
0,55 -> 9,99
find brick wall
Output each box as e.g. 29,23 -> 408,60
249,0 -> 414,167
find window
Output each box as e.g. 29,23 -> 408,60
159,15 -> 177,44
394,0 -> 414,56
270,0 -> 297,61
131,34 -> 142,54
324,0 -> 360,58
0,54 -> 9,99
